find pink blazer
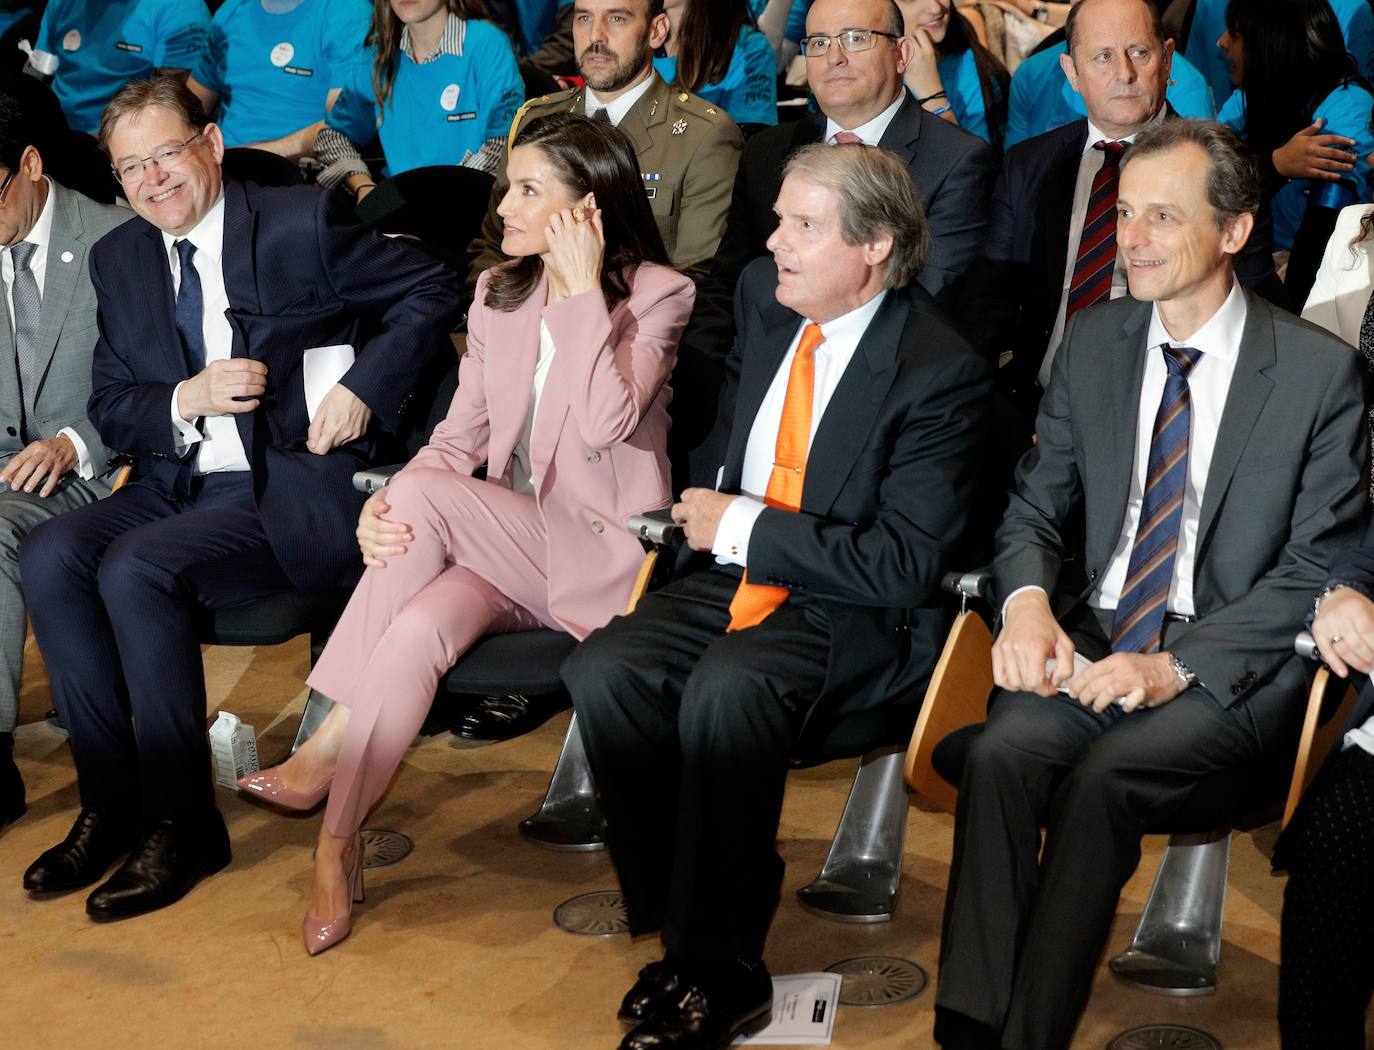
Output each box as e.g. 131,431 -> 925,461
406,262 -> 695,639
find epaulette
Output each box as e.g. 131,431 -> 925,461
506,88 -> 581,152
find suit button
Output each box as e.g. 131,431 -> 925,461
586,451 -> 601,463
4,427 -> 13,437
591,520 -> 605,534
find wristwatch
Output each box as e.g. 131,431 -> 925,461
1169,652 -> 1198,689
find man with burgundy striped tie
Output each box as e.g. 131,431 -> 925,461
934,120 -> 1368,1050
564,143 -> 992,1050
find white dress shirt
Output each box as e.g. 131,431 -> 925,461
712,290 -> 888,565
0,177 -> 95,478
166,192 -> 251,475
822,91 -> 904,146
510,319 -> 557,497
1041,108 -> 1168,386
1006,279 -> 1247,621
585,71 -> 658,126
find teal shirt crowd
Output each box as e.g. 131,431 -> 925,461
652,24 -> 778,127
192,0 -> 372,147
34,0 -> 210,134
326,19 -> 524,178
935,48 -> 995,143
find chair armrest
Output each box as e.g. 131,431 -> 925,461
353,464 -> 404,495
627,508 -> 682,548
1295,630 -> 1319,662
942,570 -> 993,600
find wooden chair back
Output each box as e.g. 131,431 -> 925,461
1282,666 -> 1363,830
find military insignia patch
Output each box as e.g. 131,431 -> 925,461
672,119 -> 688,135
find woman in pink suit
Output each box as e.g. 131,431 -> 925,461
238,113 -> 695,955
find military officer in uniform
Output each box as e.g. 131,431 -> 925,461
466,0 -> 743,289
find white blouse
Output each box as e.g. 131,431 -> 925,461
510,319 -> 558,497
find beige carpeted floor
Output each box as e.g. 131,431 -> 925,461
0,634 -> 1350,1049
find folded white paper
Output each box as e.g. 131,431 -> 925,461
1047,652 -> 1127,706
736,972 -> 842,1046
303,344 -> 356,422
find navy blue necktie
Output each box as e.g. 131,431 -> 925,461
174,239 -> 205,376
1110,344 -> 1203,654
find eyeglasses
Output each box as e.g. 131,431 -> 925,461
0,169 -> 14,202
110,132 -> 203,186
798,29 -> 900,57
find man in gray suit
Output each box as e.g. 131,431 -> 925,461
0,89 -> 129,829
934,120 -> 1369,1050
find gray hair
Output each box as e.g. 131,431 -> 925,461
1122,119 -> 1261,228
781,143 -> 929,289
98,74 -> 209,156
1065,0 -> 1164,59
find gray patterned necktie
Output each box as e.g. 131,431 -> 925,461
7,240 -> 39,443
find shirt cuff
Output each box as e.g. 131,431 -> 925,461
171,382 -> 203,451
711,496 -> 767,567
56,427 -> 94,480
1001,584 -> 1048,621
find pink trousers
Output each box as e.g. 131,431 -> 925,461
308,468 -> 556,836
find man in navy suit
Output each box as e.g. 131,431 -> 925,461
18,75 -> 462,919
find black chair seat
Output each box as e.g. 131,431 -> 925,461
442,629 -> 576,696
222,147 -> 303,188
195,588 -> 352,647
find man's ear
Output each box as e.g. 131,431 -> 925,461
863,232 -> 895,268
1060,50 -> 1081,95
649,11 -> 671,52
1220,210 -> 1255,256
19,143 -> 44,182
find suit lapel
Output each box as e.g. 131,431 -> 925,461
723,300 -> 801,488
1039,123 -> 1088,297
497,275 -> 550,482
1098,303 -> 1152,543
876,93 -> 923,167
1196,291 -> 1275,551
220,181 -> 261,318
137,222 -> 188,380
801,292 -> 904,514
617,75 -> 668,158
0,254 -> 16,430
33,184 -> 84,392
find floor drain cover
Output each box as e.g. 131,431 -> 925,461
1107,1025 -> 1222,1050
826,956 -> 928,1007
553,890 -> 629,936
361,829 -> 413,870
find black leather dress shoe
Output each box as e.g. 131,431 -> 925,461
453,692 -> 571,741
23,806 -> 139,893
0,733 -> 25,827
620,961 -> 773,1050
619,957 -> 685,1025
86,810 -> 231,921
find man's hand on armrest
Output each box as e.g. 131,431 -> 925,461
671,487 -> 738,552
992,588 -> 1075,697
1314,585 -> 1374,678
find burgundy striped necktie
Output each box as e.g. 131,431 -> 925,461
1066,140 -> 1127,322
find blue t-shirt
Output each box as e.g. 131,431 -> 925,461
935,48 -> 994,143
513,0 -> 560,55
327,19 -> 523,178
1219,81 -> 1374,249
785,0 -> 809,43
0,6 -> 32,37
1186,0 -> 1374,108
35,0 -> 211,134
1003,41 -> 1214,149
193,0 -> 372,147
652,25 -> 777,126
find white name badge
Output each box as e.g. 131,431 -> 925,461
270,42 -> 295,67
440,83 -> 460,112
62,28 -> 81,52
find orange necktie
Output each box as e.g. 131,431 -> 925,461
726,322 -> 823,631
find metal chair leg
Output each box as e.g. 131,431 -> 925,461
796,745 -> 909,923
1108,829 -> 1232,997
290,690 -> 335,754
519,712 -> 606,852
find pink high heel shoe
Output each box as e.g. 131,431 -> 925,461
236,766 -> 333,812
302,832 -> 365,957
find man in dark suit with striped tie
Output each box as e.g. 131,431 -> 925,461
933,120 -> 1368,1050
16,75 -> 461,919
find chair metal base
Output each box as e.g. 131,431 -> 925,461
796,746 -> 909,923
1108,829 -> 1231,997
518,713 -> 607,852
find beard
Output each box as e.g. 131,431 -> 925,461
577,29 -> 651,93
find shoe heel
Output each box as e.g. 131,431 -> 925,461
350,833 -> 365,904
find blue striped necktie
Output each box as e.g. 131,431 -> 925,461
1110,344 -> 1203,655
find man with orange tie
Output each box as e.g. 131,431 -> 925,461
562,143 -> 992,1050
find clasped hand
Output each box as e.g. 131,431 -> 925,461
993,591 -> 1185,712
1313,586 -> 1374,678
356,489 -> 412,567
543,206 -> 605,298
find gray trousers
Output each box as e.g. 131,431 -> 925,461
0,477 -> 104,732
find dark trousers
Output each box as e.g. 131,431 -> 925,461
936,608 -> 1270,1050
1279,738 -> 1374,1050
19,474 -> 293,816
564,567 -> 830,963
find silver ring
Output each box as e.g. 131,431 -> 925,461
1331,633 -> 1344,646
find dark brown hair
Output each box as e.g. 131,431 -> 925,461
485,113 -> 670,311
98,74 -> 209,155
671,0 -> 751,94
369,0 -> 490,109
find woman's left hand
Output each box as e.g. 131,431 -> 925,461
904,28 -> 944,101
544,207 -> 605,297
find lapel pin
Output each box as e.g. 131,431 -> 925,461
672,119 -> 688,135
60,250 -> 74,263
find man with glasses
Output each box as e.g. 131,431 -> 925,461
0,89 -> 130,833
675,0 -> 995,485
17,75 -> 461,920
